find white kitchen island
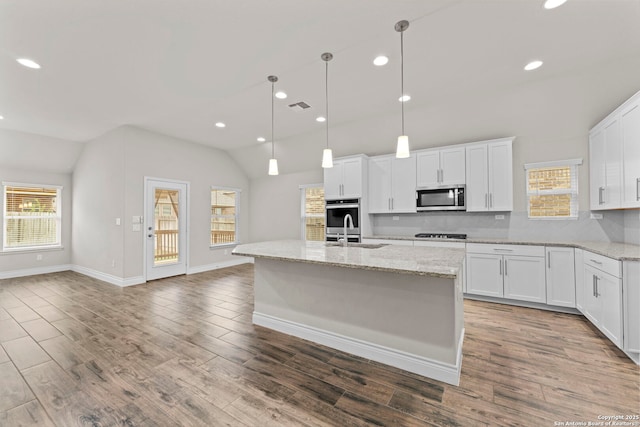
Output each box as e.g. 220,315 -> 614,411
232,240 -> 466,385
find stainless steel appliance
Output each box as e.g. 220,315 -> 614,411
325,199 -> 361,242
416,186 -> 466,211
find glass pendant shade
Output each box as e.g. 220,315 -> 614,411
322,148 -> 334,168
396,135 -> 410,158
268,158 -> 279,175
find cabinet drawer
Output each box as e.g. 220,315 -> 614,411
584,251 -> 621,278
466,243 -> 544,257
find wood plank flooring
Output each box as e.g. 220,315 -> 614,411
0,265 -> 638,426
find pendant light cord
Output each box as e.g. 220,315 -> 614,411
271,80 -> 275,158
400,29 -> 405,136
325,60 -> 329,149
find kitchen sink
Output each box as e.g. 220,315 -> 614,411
325,242 -> 388,249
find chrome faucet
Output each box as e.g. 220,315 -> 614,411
341,213 -> 354,247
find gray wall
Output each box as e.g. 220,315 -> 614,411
249,170 -> 323,243
72,126 -> 250,281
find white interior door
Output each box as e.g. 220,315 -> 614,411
145,179 -> 188,281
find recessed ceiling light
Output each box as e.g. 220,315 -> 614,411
17,58 -> 41,69
316,116 -> 326,122
215,122 -> 226,128
524,60 -> 543,71
373,56 -> 389,66
543,0 -> 567,9
257,137 -> 266,142
275,91 -> 287,99
399,94 -> 411,102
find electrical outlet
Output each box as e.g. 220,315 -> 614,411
495,215 -> 505,220
36,254 -> 43,261
115,217 -> 121,226
392,216 -> 400,221
590,213 -> 603,220
224,249 -> 229,255
111,259 -> 116,268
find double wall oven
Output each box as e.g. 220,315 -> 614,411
325,198 -> 361,242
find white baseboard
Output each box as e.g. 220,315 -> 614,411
253,311 -> 463,386
0,264 -> 72,280
187,257 -> 253,275
70,265 -> 145,288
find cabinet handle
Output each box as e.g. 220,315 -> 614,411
391,198 -> 394,210
489,193 -> 493,208
485,193 -> 488,208
636,178 -> 640,201
499,259 -> 503,275
598,187 -> 604,205
493,248 -> 514,252
504,259 -> 508,276
594,276 -> 599,298
592,275 -> 596,297
589,259 -> 602,265
548,254 -> 551,269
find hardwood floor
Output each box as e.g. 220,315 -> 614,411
0,265 -> 638,426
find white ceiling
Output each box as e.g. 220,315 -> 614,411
1,0 -> 640,178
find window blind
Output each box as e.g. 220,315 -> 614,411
3,184 -> 62,249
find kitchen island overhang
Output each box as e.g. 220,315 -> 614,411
233,240 -> 466,386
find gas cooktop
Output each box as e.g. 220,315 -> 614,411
414,233 -> 467,240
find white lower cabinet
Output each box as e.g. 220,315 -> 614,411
545,247 -> 576,308
574,249 -> 585,311
582,252 -> 623,348
466,243 -> 545,303
623,261 -> 640,360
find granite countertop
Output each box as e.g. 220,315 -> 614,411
232,240 -> 465,279
365,235 -> 640,261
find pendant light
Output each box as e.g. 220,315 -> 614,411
267,75 -> 279,175
395,20 -> 410,159
321,52 -> 334,168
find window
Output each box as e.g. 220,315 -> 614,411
300,185 -> 325,241
3,183 -> 62,250
211,188 -> 239,246
525,159 -> 581,219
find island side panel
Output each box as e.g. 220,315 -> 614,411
252,257 -> 463,380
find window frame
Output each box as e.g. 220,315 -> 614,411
210,186 -> 240,248
300,184 -> 325,241
2,182 -> 63,252
524,159 -> 582,220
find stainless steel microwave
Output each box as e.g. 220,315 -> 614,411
416,186 -> 466,211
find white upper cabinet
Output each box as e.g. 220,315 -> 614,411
324,155 -> 367,200
621,101 -> 640,208
465,138 -> 514,212
368,154 -> 416,213
416,147 -> 465,188
590,90 -> 640,210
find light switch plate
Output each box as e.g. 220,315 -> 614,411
115,218 -> 121,226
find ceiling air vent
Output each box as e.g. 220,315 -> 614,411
288,101 -> 311,111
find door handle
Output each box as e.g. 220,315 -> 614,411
504,259 -> 508,276
499,259 -> 503,275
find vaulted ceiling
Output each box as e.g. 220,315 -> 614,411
1,0 -> 639,178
